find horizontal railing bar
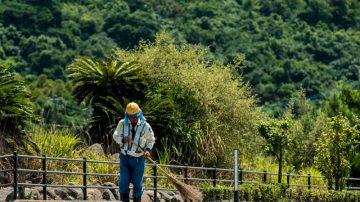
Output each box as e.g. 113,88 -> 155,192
18,154 -> 43,160
18,183 -> 118,190
17,168 -> 84,176
311,185 -> 328,188
144,176 -> 232,183
17,183 -> 180,192
48,184 -> 84,188
86,173 -> 118,177
347,187 -> 360,190
186,178 -> 212,182
154,164 -> 232,171
44,157 -> 84,162
243,170 -> 268,175
242,170 -> 277,175
86,160 -> 119,165
286,173 -> 324,178
287,173 -> 310,177
145,187 -> 178,191
242,181 -> 260,184
187,166 -> 216,171
18,154 -> 83,162
216,168 -> 233,172
0,169 -> 12,173
143,175 -> 168,180
311,176 -> 325,179
47,170 -> 84,175
347,178 -> 360,181
265,172 -> 278,175
289,184 -> 310,187
150,164 -> 183,169
82,186 -> 179,192
18,183 -> 48,187
86,185 -> 118,189
0,183 -> 12,187
184,178 -> 215,182
216,179 -> 233,183
18,168 -> 44,173
0,155 -> 13,159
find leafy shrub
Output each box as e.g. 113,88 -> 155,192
202,183 -> 360,201
21,126 -> 84,184
115,33 -> 264,166
24,125 -> 84,158
287,188 -> 360,201
84,152 -> 119,184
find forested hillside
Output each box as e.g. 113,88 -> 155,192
1,1 -> 359,106
1,0 -> 360,191
0,0 -> 360,103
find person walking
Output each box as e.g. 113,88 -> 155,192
113,102 -> 155,202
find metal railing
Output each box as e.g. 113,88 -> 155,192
1,152 -> 360,200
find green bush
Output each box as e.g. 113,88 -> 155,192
201,185 -> 233,201
115,33 -> 264,166
202,183 -> 285,201
286,188 -> 360,201
202,183 -> 360,201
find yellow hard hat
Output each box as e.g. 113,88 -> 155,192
125,102 -> 140,115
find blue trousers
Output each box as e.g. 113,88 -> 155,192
119,153 -> 145,198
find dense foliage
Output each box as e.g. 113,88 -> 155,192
66,56 -> 146,149
0,65 -> 32,152
202,184 -> 360,201
258,117 -> 290,183
315,115 -> 358,190
0,0 -> 360,192
0,0 -> 359,107
67,34 -> 262,166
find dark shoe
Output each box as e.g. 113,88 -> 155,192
121,193 -> 130,202
133,197 -> 141,202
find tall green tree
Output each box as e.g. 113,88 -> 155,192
66,56 -> 146,151
315,115 -> 358,190
258,117 -> 290,183
285,92 -> 327,171
0,65 -> 33,152
117,34 -> 262,166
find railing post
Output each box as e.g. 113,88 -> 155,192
153,165 -> 157,201
308,174 -> 311,189
83,157 -> 87,200
287,173 -> 290,188
184,163 -> 188,184
213,166 -> 219,201
340,177 -> 343,191
42,154 -> 47,200
239,168 -> 243,184
213,166 -> 217,187
263,171 -> 267,182
13,151 -> 18,200
234,149 -> 239,202
184,164 -> 189,202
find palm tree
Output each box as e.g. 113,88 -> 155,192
0,65 -> 33,153
66,56 -> 146,151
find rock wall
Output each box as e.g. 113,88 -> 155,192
0,183 -> 184,202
